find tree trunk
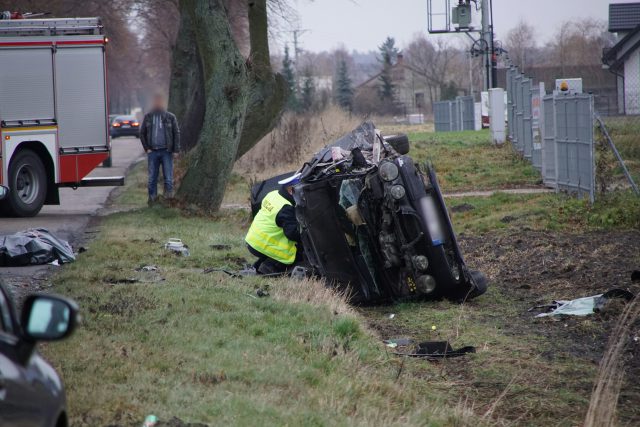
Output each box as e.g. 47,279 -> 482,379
169,6 -> 205,152
235,0 -> 287,159
172,0 -> 249,211
169,0 -> 287,211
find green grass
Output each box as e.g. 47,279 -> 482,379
44,165 -> 482,426
447,190 -> 640,234
41,126 -> 639,426
407,130 -> 540,192
602,116 -> 640,184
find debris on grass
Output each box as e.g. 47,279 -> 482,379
164,238 -> 190,256
451,203 -> 475,213
393,341 -> 476,359
256,288 -> 270,298
103,276 -> 139,284
533,289 -> 635,318
384,338 -> 413,348
209,244 -> 232,250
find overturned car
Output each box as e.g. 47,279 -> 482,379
251,122 -> 487,304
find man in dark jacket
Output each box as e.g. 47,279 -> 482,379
245,174 -> 302,275
139,93 -> 180,205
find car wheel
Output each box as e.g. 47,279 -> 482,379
385,134 -> 410,155
468,270 -> 488,299
5,149 -> 47,217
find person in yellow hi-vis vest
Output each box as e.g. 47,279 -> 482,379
245,173 -> 303,275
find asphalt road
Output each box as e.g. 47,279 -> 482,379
0,136 -> 144,292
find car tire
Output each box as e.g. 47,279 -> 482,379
468,270 -> 488,299
385,134 -> 410,155
5,149 -> 47,217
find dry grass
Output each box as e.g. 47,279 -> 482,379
235,106 -> 362,180
272,276 -> 355,318
585,295 -> 640,427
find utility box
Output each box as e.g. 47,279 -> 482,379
451,3 -> 472,29
554,78 -> 582,95
489,88 -> 505,145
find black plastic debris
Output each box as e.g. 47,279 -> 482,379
594,289 -> 635,313
256,288 -> 269,297
0,228 -> 75,266
210,244 -> 232,251
394,341 -> 475,359
451,203 -> 475,213
104,277 -> 139,284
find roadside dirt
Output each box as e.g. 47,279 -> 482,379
362,229 -> 640,425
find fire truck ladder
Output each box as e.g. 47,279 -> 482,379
0,17 -> 103,37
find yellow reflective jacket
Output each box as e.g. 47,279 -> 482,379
245,190 -> 297,264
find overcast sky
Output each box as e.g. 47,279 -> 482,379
282,0 -> 630,53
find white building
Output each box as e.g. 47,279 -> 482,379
603,2 -> 640,114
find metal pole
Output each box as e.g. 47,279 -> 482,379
481,0 -> 491,90
489,0 -> 497,88
468,52 -> 474,98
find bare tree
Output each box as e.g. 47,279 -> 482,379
546,18 -> 609,72
504,19 -> 536,72
169,0 -> 287,211
405,35 -> 459,104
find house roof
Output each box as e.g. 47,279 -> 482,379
602,23 -> 640,70
609,2 -> 640,32
354,59 -> 426,90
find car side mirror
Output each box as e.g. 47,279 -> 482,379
0,185 -> 8,200
21,294 -> 79,341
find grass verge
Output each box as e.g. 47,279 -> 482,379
43,165 -> 482,426
41,124 -> 639,425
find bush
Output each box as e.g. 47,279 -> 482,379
235,106 -> 361,179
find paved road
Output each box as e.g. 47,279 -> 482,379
1,137 -> 144,291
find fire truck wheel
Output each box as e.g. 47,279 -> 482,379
5,149 -> 47,217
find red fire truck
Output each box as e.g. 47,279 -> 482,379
0,17 -> 122,217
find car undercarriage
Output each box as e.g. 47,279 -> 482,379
252,122 -> 487,304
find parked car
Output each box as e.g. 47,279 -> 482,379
110,115 -> 140,139
0,282 -> 79,426
251,122 -> 487,304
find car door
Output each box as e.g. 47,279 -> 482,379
0,285 -> 44,427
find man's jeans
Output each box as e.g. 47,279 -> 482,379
148,149 -> 173,198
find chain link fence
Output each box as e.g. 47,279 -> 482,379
506,65 -> 639,202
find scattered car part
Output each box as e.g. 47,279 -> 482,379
393,341 -> 476,359
210,244 -> 232,251
383,337 -> 414,347
256,288 -> 270,298
164,238 -> 190,256
383,134 -> 411,155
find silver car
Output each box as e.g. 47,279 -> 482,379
0,282 -> 78,427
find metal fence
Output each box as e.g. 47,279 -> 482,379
506,66 -> 596,202
434,96 -> 475,132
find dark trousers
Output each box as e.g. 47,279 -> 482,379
247,245 -> 290,274
147,149 -> 173,198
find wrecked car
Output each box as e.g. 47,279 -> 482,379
251,122 -> 487,304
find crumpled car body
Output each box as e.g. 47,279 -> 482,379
253,122 -> 487,304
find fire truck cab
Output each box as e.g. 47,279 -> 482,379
0,17 -> 122,217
